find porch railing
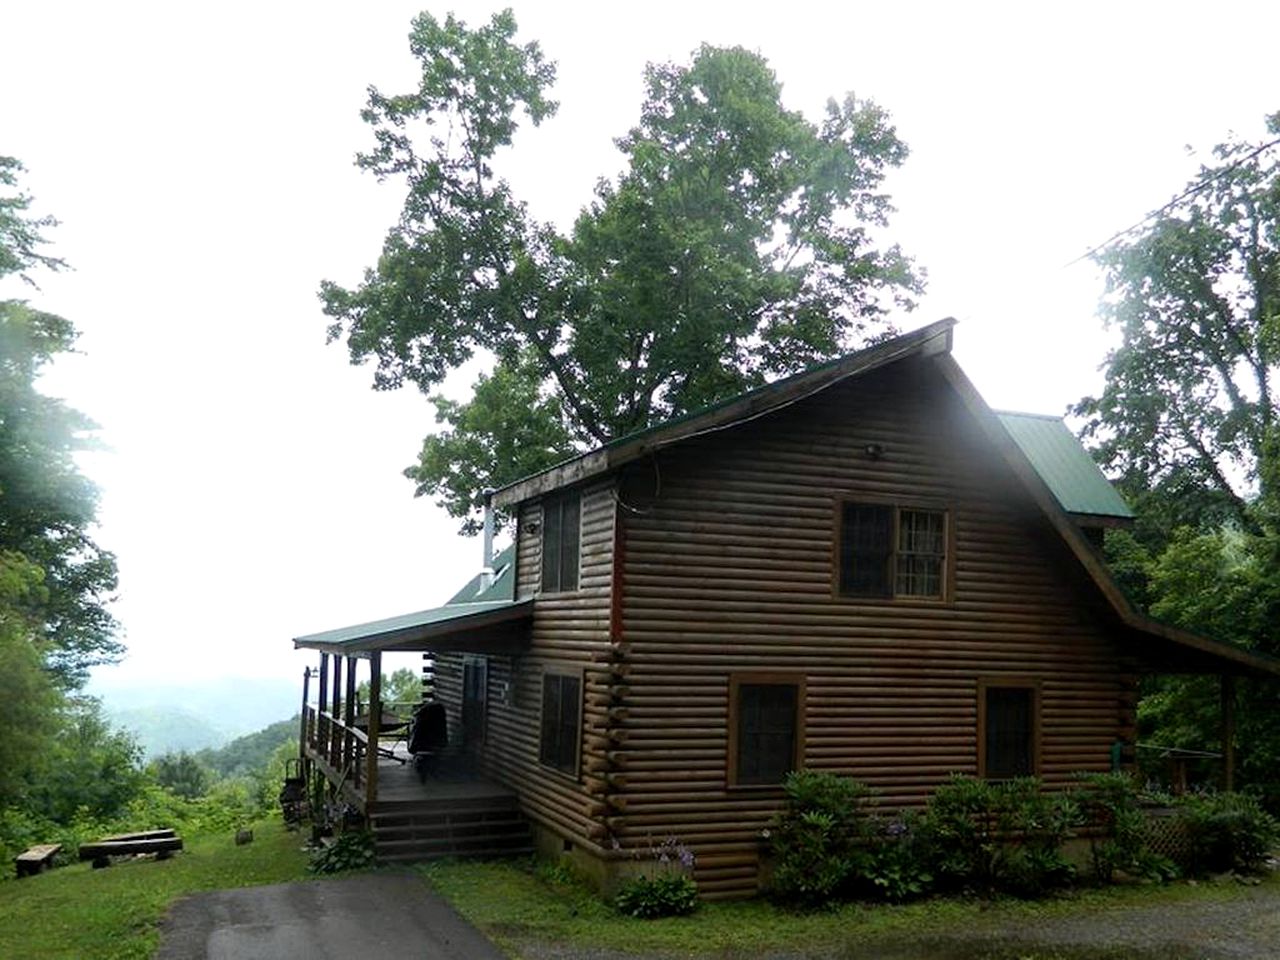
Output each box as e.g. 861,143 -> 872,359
302,704 -> 368,797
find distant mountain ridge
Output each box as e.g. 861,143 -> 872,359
89,675 -> 299,758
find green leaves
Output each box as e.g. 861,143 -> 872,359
321,14 -> 920,531
1076,113 -> 1280,534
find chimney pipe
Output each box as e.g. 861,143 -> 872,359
479,488 -> 495,592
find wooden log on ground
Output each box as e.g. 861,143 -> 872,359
78,837 -> 184,860
15,843 -> 61,878
95,828 -> 176,843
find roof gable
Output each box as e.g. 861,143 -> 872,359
493,317 -> 957,509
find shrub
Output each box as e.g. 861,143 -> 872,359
865,816 -> 932,902
614,873 -> 699,918
766,770 -> 878,907
1178,792 -> 1278,875
921,775 -> 1079,896
308,829 -> 375,874
1071,772 -> 1170,882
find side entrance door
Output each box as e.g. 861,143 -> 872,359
461,657 -> 487,754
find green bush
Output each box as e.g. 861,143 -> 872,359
1071,772 -> 1174,882
921,775 -> 1078,896
766,770 -> 878,907
614,873 -> 699,918
308,829 -> 375,874
1178,792 -> 1278,875
865,816 -> 932,902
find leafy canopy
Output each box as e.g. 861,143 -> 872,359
321,10 -> 921,532
1075,114 -> 1280,807
0,157 -> 120,685
1074,114 -> 1280,536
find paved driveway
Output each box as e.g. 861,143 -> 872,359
155,872 -> 507,960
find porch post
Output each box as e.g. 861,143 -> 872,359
1221,674 -> 1237,792
299,666 -> 311,759
330,655 -> 343,766
343,656 -> 357,775
365,651 -> 381,805
317,653 -> 329,769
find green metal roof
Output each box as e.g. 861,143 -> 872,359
997,412 -> 1133,520
293,543 -> 525,653
445,543 -> 516,604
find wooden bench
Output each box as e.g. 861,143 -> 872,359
15,843 -> 62,878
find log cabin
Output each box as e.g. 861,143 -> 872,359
293,317 -> 1279,898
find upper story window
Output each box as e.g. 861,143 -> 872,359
838,501 -> 947,600
540,490 -> 581,593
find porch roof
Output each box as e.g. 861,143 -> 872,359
292,544 -> 530,656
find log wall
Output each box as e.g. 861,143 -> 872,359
611,356 -> 1139,896
436,480 -> 618,848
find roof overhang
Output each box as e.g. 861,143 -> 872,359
937,354 -> 1280,680
293,598 -> 533,657
493,317 -> 957,509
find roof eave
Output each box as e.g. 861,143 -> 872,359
293,598 -> 534,656
935,353 -> 1280,681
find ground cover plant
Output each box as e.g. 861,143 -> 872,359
0,819 -> 310,960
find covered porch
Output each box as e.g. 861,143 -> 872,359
294,594 -> 532,815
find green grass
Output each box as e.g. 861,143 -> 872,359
0,820 -> 311,960
418,859 -> 1280,959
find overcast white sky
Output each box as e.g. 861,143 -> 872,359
3,1 -> 1277,690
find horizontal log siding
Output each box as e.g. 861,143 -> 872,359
617,357 -> 1136,896
440,482 -> 617,848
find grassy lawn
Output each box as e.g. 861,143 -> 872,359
0,820 -> 311,960
419,858 -> 1280,960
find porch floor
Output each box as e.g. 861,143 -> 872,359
370,748 -> 514,807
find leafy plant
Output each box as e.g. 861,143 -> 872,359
308,830 -> 375,874
766,770 -> 878,907
865,817 -> 932,902
1072,772 -> 1156,882
1178,791 -> 1279,875
614,873 -> 699,918
921,775 -> 1079,896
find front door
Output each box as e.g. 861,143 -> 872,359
461,657 -> 487,754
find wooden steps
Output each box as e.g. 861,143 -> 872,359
368,793 -> 532,864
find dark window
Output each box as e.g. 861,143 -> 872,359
540,492 -> 581,593
734,681 -> 800,785
539,672 -> 581,775
984,685 -> 1035,779
839,502 -> 946,599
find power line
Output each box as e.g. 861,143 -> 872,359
1066,136 -> 1280,268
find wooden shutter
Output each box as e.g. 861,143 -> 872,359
541,499 -> 562,593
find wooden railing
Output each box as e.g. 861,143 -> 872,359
303,704 -> 369,796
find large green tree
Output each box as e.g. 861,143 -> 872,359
1075,114 -> 1280,538
321,10 -> 921,531
1075,116 -> 1280,804
0,157 -> 120,685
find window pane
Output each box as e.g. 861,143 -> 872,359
539,674 -> 560,767
895,509 -> 945,598
560,494 -> 580,591
839,503 -> 893,597
557,675 -> 580,772
986,686 -> 1033,779
541,499 -> 562,593
540,673 -> 580,774
737,683 -> 798,784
